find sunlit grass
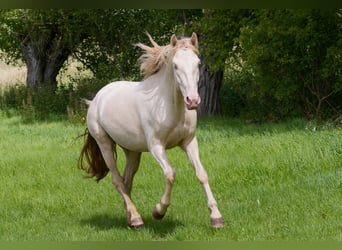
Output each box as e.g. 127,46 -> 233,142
0,113 -> 341,240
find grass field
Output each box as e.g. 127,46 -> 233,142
0,112 -> 341,241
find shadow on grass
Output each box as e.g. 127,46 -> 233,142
80,213 -> 128,230
143,216 -> 185,239
80,213 -> 184,239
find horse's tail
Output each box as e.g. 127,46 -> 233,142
80,98 -> 92,106
78,129 -> 111,182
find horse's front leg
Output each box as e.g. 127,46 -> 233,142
149,143 -> 175,220
182,136 -> 224,228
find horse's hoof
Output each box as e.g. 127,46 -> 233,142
128,216 -> 144,228
152,207 -> 165,220
211,217 -> 225,228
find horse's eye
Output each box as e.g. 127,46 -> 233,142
174,64 -> 178,70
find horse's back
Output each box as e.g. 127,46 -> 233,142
89,81 -> 140,121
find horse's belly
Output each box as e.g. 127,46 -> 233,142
100,114 -> 149,152
111,130 -> 149,152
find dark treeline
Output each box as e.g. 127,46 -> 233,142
0,9 -> 341,121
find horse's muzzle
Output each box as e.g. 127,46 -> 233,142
185,96 -> 201,110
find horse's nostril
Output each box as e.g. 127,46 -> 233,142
184,96 -> 200,110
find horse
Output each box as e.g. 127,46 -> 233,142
78,33 -> 224,228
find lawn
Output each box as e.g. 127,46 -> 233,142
0,112 -> 341,240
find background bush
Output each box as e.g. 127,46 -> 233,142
0,79 -> 107,122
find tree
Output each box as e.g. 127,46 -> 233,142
75,9 -> 202,81
192,9 -> 252,116
0,9 -> 260,115
233,9 -> 342,119
0,10 -> 92,88
0,10 -> 203,88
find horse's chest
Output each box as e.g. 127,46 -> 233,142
143,107 -> 197,149
164,119 -> 196,149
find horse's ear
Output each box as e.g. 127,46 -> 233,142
190,32 -> 198,48
171,34 -> 177,47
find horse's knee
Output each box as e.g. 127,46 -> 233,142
111,174 -> 126,191
196,170 -> 208,184
164,169 -> 176,184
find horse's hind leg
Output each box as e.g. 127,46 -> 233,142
92,130 -> 144,228
122,149 -> 141,196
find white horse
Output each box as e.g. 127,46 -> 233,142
78,33 -> 224,228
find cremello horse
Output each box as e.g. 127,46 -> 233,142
78,33 -> 224,228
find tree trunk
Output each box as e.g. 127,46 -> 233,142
197,63 -> 223,116
21,36 -> 70,88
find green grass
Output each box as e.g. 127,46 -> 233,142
0,112 -> 341,240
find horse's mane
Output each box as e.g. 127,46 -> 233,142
136,33 -> 199,79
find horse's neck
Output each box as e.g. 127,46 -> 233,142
142,66 -> 184,118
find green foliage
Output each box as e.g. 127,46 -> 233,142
82,9 -> 202,81
230,9 -> 342,120
219,82 -> 245,117
0,10 -> 90,62
193,9 -> 252,72
189,9 -> 341,120
0,9 -> 202,84
1,9 -> 341,120
0,79 -> 106,122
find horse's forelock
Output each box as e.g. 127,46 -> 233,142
174,38 -> 199,55
136,34 -> 198,79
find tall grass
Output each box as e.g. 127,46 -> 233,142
0,57 -> 93,87
0,61 -> 26,87
0,79 -> 106,123
0,57 -> 96,123
0,112 -> 341,240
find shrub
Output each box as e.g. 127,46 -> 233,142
0,78 -> 106,122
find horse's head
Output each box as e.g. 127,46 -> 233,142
171,33 -> 201,110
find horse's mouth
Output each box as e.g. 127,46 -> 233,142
186,102 -> 199,110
